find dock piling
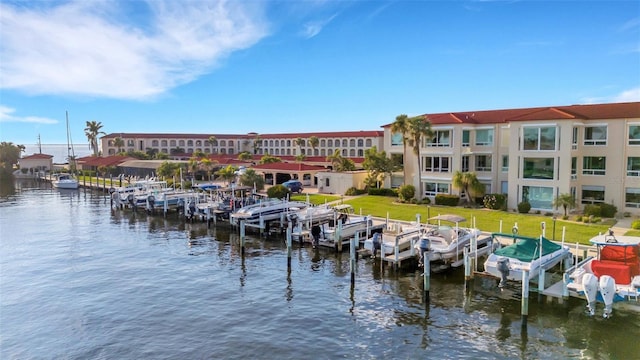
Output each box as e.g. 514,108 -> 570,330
423,249 -> 430,303
350,233 -> 357,284
521,270 -> 530,326
240,220 -> 246,256
287,224 -> 292,270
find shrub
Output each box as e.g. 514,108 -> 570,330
435,194 -> 460,206
267,184 -> 290,199
599,203 -> 617,218
562,215 -> 569,220
632,219 -> 640,230
368,188 -> 397,197
482,193 -> 506,210
583,204 -> 602,217
592,217 -> 602,223
397,185 -> 416,202
576,215 -> 583,222
345,187 -> 366,196
517,201 -> 531,214
419,198 -> 431,205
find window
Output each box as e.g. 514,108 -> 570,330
571,157 -> 577,179
325,178 -> 330,187
151,140 -> 159,146
228,140 -> 234,146
391,153 -> 403,167
582,156 -> 606,175
349,149 -> 355,156
462,130 -> 470,147
423,156 -> 450,172
522,126 -> 556,151
582,185 -> 605,204
161,140 -> 168,146
391,133 -> 403,146
349,139 -> 355,147
501,181 -> 508,195
275,140 -> 280,147
320,139 -> 326,147
523,158 -> 554,180
584,126 -> 607,145
424,182 -> 449,196
572,127 -> 578,149
127,139 -> 134,146
342,139 -> 348,147
187,140 -> 193,146
475,129 -> 494,146
195,140 -> 202,146
522,186 -> 553,209
501,155 -> 509,172
461,155 -> 470,172
628,157 -> 640,176
357,139 -> 364,147
629,125 -> 640,145
475,155 -> 492,172
366,139 -> 372,147
169,140 -> 176,147
357,149 -> 363,157
625,188 -> 640,208
427,130 -> 451,147
327,139 -> 333,147
287,140 -> 291,147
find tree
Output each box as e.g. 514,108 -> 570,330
553,193 -> 576,217
208,136 -> 217,154
390,114 -> 409,184
259,154 -> 282,164
452,171 -> 485,204
295,154 -> 307,163
309,136 -> 319,156
216,165 -> 238,185
267,184 -> 290,199
113,137 -> 125,154
157,161 -> 181,178
362,146 -> 395,188
200,158 -> 217,181
407,115 -> 433,199
84,121 -> 105,157
252,135 -> 262,155
0,141 -> 24,178
238,152 -> 253,161
170,147 -> 185,155
295,137 -> 304,155
326,149 -> 355,172
239,168 -> 265,191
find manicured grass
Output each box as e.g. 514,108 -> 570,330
343,195 -> 613,246
290,193 -> 342,205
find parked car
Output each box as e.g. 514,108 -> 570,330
282,180 -> 303,193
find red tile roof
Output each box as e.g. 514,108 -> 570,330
77,155 -> 134,167
381,102 -> 640,127
101,130 -> 383,140
21,153 -> 53,160
251,163 -> 326,171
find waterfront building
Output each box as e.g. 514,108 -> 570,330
16,153 -> 53,176
382,102 -> 640,215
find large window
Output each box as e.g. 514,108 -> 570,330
461,155 -> 470,172
475,154 -> 492,172
427,130 -> 451,147
584,126 -> 607,146
424,182 -> 449,196
582,186 -> 605,204
572,127 -> 578,149
625,188 -> 640,208
628,157 -> 640,176
523,126 -> 556,151
582,156 -> 606,175
462,130 -> 470,147
571,157 -> 577,179
391,133 -> 403,146
501,155 -> 509,172
629,125 -> 640,145
522,186 -> 553,209
475,129 -> 494,146
523,158 -> 554,180
423,156 -> 450,172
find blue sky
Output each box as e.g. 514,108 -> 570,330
1,0 -> 639,147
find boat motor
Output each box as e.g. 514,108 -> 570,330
599,275 -> 616,318
418,237 -> 430,267
497,258 -> 510,288
582,273 -> 599,316
371,232 -> 382,258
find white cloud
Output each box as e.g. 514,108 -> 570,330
0,0 -> 269,100
301,14 -> 337,39
614,87 -> 640,102
0,105 -> 58,124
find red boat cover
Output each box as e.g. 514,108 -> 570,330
592,245 -> 640,284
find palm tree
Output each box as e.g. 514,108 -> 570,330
327,149 -> 343,170
452,171 -> 485,204
216,165 -> 238,185
390,114 -> 409,184
553,193 -> 576,217
238,152 -> 252,161
208,136 -> 217,154
407,115 -> 433,199
113,137 -> 125,154
252,135 -> 262,155
294,137 -> 304,156
84,121 -> 105,156
295,154 -> 306,163
309,136 -> 319,156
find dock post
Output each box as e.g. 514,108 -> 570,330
521,270 -> 530,326
499,220 -> 503,233
538,269 -> 546,302
416,213 -> 421,225
287,224 -> 292,270
350,233 -> 357,284
423,250 -> 430,303
240,220 -> 246,256
259,216 -> 264,236
336,222 -> 343,252
394,236 -> 400,270
464,246 -> 471,281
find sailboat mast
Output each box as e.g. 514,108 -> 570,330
66,111 -> 77,170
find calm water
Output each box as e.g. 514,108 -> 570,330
1,180 -> 639,359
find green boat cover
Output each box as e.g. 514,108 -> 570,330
492,233 -> 562,262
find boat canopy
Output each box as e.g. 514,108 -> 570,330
491,233 -> 562,262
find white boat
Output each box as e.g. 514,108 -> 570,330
484,232 -> 571,287
414,215 -> 489,271
52,172 -> 79,189
363,221 -> 423,258
566,232 -> 640,318
230,199 -> 309,225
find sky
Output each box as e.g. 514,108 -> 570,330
1,0 -> 639,148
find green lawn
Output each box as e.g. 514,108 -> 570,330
290,193 -> 342,205
342,195 -> 615,246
